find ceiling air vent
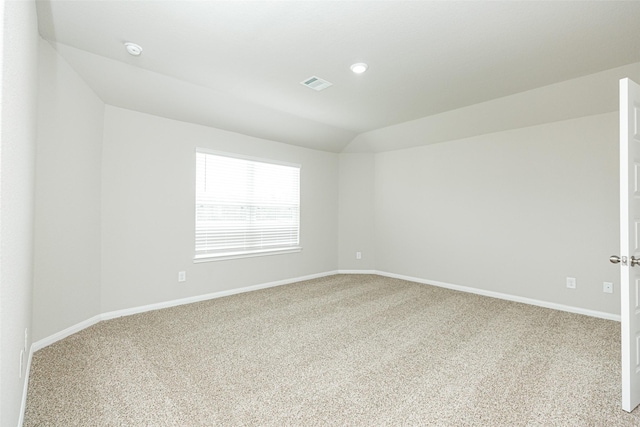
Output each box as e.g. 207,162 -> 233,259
300,76 -> 333,91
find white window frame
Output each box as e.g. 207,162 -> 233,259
194,148 -> 301,262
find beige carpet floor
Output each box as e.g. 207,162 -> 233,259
24,274 -> 639,426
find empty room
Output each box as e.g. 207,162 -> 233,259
4,0 -> 640,425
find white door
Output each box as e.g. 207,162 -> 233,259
614,77 -> 640,412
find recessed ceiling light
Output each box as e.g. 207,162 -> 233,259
124,42 -> 143,56
350,63 -> 368,74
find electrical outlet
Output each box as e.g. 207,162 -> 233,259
566,277 -> 576,289
356,252 -> 362,260
178,271 -> 186,282
603,282 -> 614,294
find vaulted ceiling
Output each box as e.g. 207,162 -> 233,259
36,1 -> 640,152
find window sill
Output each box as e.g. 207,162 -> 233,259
193,247 -> 302,263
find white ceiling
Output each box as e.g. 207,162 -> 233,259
36,1 -> 640,153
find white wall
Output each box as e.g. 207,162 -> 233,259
32,40 -> 105,342
374,113 -> 620,315
338,153 -> 376,270
0,1 -> 38,426
101,106 -> 339,313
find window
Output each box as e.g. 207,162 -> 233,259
195,149 -> 301,261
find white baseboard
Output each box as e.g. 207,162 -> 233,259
32,270 -> 340,353
101,270 -> 339,321
21,268 -> 619,426
375,270 -> 621,322
31,269 -> 620,354
337,269 -> 377,274
31,314 -> 102,353
17,343 -> 34,427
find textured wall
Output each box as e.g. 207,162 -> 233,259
32,40 -> 105,342
374,113 -> 620,315
338,153 -> 376,270
100,106 -> 339,313
0,1 -> 38,425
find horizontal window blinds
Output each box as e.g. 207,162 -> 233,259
195,151 -> 300,259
